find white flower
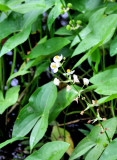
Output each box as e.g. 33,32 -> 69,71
53,78 -> 60,86
73,74 -> 80,83
92,100 -> 99,106
50,62 -> 60,73
53,55 -> 63,63
83,78 -> 89,85
63,69 -> 75,76
66,85 -> 71,92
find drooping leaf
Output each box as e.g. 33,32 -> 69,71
0,137 -> 28,149
25,141 -> 69,160
47,1 -> 61,30
69,118 -> 117,160
0,26 -> 31,57
7,71 -> 30,84
51,126 -> 74,156
0,86 -> 20,114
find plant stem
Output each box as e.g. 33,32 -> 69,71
7,48 -> 17,89
111,100 -> 115,117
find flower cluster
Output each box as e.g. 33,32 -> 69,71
66,20 -> 82,31
50,55 -> 63,73
60,3 -> 72,15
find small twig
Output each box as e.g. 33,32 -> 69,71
58,118 -> 90,126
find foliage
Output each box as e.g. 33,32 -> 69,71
0,0 -> 117,159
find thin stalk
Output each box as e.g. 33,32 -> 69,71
64,105 -> 70,141
62,65 -> 111,143
0,58 -> 3,92
111,100 -> 115,117
28,37 -> 32,50
7,48 -> 17,89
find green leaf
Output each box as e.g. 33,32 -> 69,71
29,82 -> 57,114
69,118 -> 117,160
0,3 -> 10,11
47,1 -> 61,30
0,26 -> 31,57
49,85 -> 81,123
98,94 -> 117,105
0,137 -> 28,149
0,13 -> 23,40
110,36 -> 117,56
27,37 -> 70,59
55,26 -> 74,36
12,104 -> 40,137
72,41 -> 103,69
11,2 -> 45,14
7,71 -> 30,84
66,0 -> 102,12
90,68 -> 117,85
51,126 -> 74,156
72,8 -> 117,57
99,138 -> 117,160
0,86 -> 20,114
95,77 -> 117,95
25,141 -> 69,160
30,113 -> 48,150
34,61 -> 49,78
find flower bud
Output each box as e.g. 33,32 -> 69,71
60,10 -> 65,14
60,4 -> 64,9
66,25 -> 71,30
76,20 -> 82,25
67,3 -> 72,8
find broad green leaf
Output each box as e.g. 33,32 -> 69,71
11,2 -> 45,14
99,138 -> 117,160
69,118 -> 117,160
0,3 -> 10,11
72,9 -> 117,57
29,82 -> 57,114
72,41 -> 103,69
98,94 -> 117,105
47,1 -> 61,30
0,137 -> 28,149
12,104 -> 40,137
30,113 -> 48,150
90,68 -> 117,85
27,37 -> 70,59
7,71 -> 30,84
0,13 -> 23,40
110,36 -> 117,56
51,126 -> 74,156
49,85 -> 81,123
22,1 -> 56,29
0,86 -> 20,114
66,0 -> 102,12
95,77 -> 117,95
0,26 -> 31,57
25,141 -> 69,160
